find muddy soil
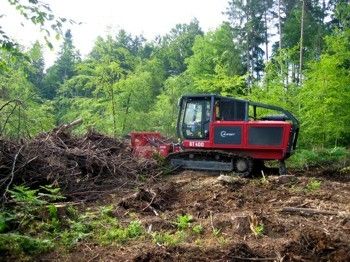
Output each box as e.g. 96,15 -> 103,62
41,169 -> 350,261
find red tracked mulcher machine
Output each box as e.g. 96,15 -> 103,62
131,94 -> 299,176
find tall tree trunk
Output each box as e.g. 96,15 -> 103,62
110,87 -> 117,138
278,0 -> 283,82
278,0 -> 282,51
286,61 -> 289,86
299,0 -> 305,85
246,41 -> 252,91
17,105 -> 21,139
264,6 -> 269,61
122,93 -> 131,133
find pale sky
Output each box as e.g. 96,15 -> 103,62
0,0 -> 229,67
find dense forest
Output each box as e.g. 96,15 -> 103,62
1,0 -> 350,148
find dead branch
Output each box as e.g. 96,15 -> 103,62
2,144 -> 24,199
0,99 -> 22,112
142,191 -> 157,211
228,257 -> 278,261
55,118 -> 83,134
0,102 -> 19,136
148,206 -> 159,216
210,211 -> 215,232
282,207 -> 350,218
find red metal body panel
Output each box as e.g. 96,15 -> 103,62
130,122 -> 293,160
182,121 -> 292,160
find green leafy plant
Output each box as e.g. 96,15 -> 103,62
7,185 -> 66,231
39,185 -> 65,202
252,223 -> 265,237
176,214 -> 193,230
192,224 -> 204,234
9,184 -> 65,207
45,204 -> 61,232
127,220 -> 143,238
8,185 -> 45,206
306,179 -> 322,191
47,205 -> 58,220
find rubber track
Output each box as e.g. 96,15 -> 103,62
167,150 -> 253,176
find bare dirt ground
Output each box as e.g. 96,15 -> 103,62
41,168 -> 350,262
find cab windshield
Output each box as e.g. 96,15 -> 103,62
181,99 -> 211,139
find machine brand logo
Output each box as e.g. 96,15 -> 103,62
220,131 -> 236,138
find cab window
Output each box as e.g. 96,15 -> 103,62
182,99 -> 210,139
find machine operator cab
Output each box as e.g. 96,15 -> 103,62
178,94 -> 247,140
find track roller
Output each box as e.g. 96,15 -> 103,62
233,157 -> 253,176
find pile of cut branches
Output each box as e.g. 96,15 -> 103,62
0,124 -> 163,202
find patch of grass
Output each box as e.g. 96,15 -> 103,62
152,231 -> 186,246
60,220 -> 92,248
0,213 -> 7,233
2,187 -> 148,258
0,233 -> 53,256
192,224 -> 204,234
7,184 -> 66,232
46,204 -> 60,232
175,214 -> 193,230
101,227 -> 129,244
306,179 -> 322,192
217,236 -> 229,245
251,223 -> 265,237
66,205 -> 79,220
0,211 -> 14,233
96,219 -> 144,245
99,205 -> 114,217
126,220 -> 144,238
59,205 -> 144,246
0,184 -> 66,258
212,228 -> 221,237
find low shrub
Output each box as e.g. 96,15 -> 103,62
0,233 -> 53,256
287,147 -> 349,169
